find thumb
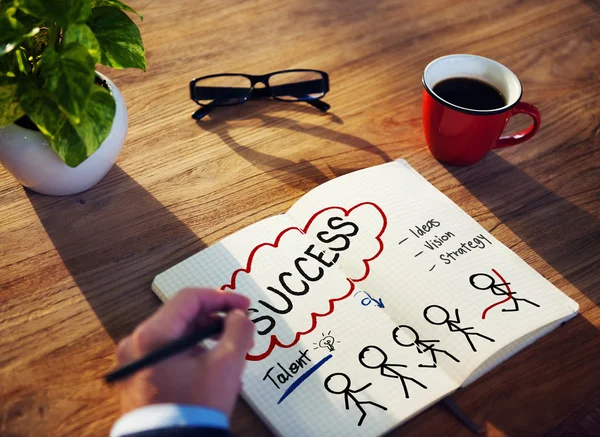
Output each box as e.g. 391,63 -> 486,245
215,310 -> 255,359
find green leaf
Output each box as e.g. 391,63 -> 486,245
0,46 -> 30,75
63,23 -> 100,63
14,7 -> 44,28
63,86 -> 116,166
0,0 -> 16,14
0,77 -> 25,126
72,85 -> 115,155
0,7 -> 40,56
39,45 -> 95,123
90,0 -> 142,20
18,83 -> 116,167
88,7 -> 145,71
18,83 -> 70,144
16,0 -> 91,26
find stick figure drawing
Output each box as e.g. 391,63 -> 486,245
392,325 -> 459,368
324,373 -> 387,426
470,269 -> 540,319
424,305 -> 495,352
358,345 -> 427,398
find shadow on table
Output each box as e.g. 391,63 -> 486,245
26,165 -> 209,342
195,100 -> 392,191
25,164 -> 321,432
429,153 -> 600,436
445,153 -> 600,306
580,0 -> 600,13
405,153 -> 600,436
398,313 -> 600,437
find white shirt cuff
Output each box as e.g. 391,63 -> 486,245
110,404 -> 229,437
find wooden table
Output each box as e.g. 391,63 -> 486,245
1,0 -> 599,435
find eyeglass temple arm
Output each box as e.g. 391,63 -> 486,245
249,86 -> 329,111
194,98 -> 329,117
254,81 -> 329,111
306,99 -> 330,112
191,80 -> 330,117
192,105 -> 215,120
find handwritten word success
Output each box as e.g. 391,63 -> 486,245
221,202 -> 387,361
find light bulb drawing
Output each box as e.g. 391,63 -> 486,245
313,331 -> 340,352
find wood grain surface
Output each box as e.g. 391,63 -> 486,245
1,0 -> 599,436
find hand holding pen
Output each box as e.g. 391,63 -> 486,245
110,288 -> 254,417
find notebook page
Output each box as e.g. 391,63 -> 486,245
240,296 -> 458,437
287,160 -> 579,385
153,214 -> 299,301
152,211 -> 458,436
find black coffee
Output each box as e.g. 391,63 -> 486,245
432,77 -> 506,110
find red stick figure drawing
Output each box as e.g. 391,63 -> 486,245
471,269 -> 540,319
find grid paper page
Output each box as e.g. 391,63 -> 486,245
240,297 -> 458,437
153,214 -> 299,302
152,211 -> 458,436
287,160 -> 579,385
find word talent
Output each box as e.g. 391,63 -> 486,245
250,216 -> 359,336
263,349 -> 312,389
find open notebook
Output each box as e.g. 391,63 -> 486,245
153,160 -> 578,436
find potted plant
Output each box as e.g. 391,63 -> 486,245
0,0 -> 145,195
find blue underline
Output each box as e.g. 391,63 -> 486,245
277,354 -> 333,404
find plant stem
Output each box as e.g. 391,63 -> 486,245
47,23 -> 60,51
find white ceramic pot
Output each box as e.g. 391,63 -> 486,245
0,71 -> 127,196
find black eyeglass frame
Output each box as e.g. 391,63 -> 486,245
189,69 -> 330,119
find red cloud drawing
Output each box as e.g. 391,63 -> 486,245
221,202 -> 387,361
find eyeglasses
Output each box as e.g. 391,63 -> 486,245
189,69 -> 330,120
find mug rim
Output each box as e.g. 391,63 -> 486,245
422,54 -> 523,116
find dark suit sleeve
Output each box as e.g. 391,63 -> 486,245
119,426 -> 232,437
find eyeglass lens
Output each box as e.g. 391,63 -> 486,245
194,71 -> 326,106
194,75 -> 252,106
268,71 -> 326,101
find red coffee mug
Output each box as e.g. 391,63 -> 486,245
422,54 -> 541,166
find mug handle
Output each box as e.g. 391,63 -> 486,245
493,102 -> 541,149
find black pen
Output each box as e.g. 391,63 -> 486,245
104,318 -> 224,384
